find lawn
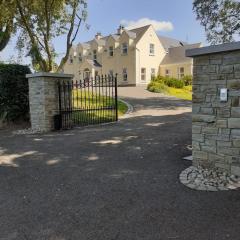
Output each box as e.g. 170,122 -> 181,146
167,85 -> 192,100
60,89 -> 128,128
147,76 -> 192,101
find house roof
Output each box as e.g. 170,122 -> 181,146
86,59 -> 102,68
160,43 -> 202,65
158,35 -> 187,51
129,25 -> 151,43
80,25 -> 151,47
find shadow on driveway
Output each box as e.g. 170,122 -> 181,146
0,95 -> 240,240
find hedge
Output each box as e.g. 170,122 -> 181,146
0,64 -> 31,122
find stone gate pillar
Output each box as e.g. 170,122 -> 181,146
26,72 -> 74,132
186,42 -> 240,176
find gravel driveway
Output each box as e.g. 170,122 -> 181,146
0,87 -> 240,240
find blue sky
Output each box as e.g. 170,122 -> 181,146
0,0 -> 206,64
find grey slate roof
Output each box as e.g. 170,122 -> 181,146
160,43 -> 202,65
158,35 -> 187,51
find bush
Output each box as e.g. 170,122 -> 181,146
163,77 -> 185,88
182,75 -> 192,86
0,64 -> 31,122
147,81 -> 168,93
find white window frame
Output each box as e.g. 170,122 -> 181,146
93,50 -> 97,61
123,68 -> 128,81
151,68 -> 156,79
109,46 -> 114,57
178,67 -> 185,79
150,43 -> 155,56
141,68 -> 146,81
122,43 -> 128,55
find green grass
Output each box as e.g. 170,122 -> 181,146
147,81 -> 192,100
62,90 -> 128,127
167,85 -> 192,100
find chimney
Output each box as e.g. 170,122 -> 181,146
95,32 -> 102,40
117,25 -> 125,35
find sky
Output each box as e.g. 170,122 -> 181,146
0,0 -> 207,64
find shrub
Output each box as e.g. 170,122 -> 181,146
163,77 -> 185,88
147,81 -> 168,93
0,64 -> 31,122
182,75 -> 192,86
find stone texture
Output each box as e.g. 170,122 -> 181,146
190,47 -> 240,177
27,72 -> 73,132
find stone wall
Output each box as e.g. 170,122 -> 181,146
26,72 -> 73,132
186,42 -> 240,176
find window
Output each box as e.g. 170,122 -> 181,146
178,67 -> 184,79
69,55 -> 73,64
122,43 -> 128,55
150,44 -> 155,55
109,70 -> 114,77
123,68 -> 128,81
165,69 -> 170,77
93,50 -> 97,61
109,46 -> 114,57
151,68 -> 156,79
78,53 -> 82,62
141,68 -> 146,81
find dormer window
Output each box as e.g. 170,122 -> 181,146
150,43 -> 155,56
93,50 -> 97,61
122,43 -> 128,55
109,46 -> 114,57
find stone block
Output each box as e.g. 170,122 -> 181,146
233,140 -> 240,147
228,118 -> 240,128
192,125 -> 202,134
192,114 -> 216,123
193,150 -> 208,160
201,145 -> 216,153
232,97 -> 240,107
217,141 -> 232,147
192,133 -> 204,143
231,129 -> 240,139
202,127 -> 218,134
219,65 -> 234,73
231,107 -> 240,117
216,120 -> 227,128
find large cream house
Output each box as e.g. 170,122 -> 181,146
64,25 -> 201,85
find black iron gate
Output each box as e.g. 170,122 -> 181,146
56,75 -> 118,129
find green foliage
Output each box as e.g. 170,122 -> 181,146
147,81 -> 168,93
163,77 -> 185,89
182,75 -> 192,86
193,0 -> 240,44
0,0 -> 16,51
0,64 -> 31,122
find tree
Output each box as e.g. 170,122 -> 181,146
6,0 -> 87,72
193,0 -> 240,44
0,0 -> 16,51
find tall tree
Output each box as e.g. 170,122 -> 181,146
193,0 -> 240,44
0,0 -> 16,51
14,0 -> 87,72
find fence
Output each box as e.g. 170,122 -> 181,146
55,75 -> 118,129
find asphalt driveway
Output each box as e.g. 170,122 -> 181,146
0,87 -> 240,240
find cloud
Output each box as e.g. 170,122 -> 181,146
120,18 -> 174,32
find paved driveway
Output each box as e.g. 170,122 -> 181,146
0,87 -> 240,240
